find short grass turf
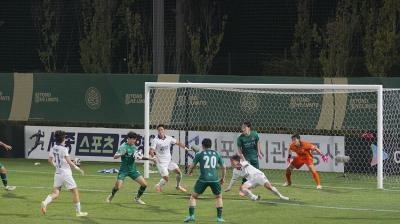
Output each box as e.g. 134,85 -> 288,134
0,158 -> 399,224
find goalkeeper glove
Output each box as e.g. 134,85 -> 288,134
287,154 -> 291,163
322,154 -> 328,162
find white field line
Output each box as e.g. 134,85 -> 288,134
9,169 -> 400,191
12,185 -> 400,214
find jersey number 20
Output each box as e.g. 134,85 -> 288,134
203,156 -> 217,168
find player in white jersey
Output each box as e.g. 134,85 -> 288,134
225,155 -> 289,201
150,124 -> 192,192
40,130 -> 88,217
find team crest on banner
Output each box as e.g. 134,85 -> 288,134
85,87 -> 101,110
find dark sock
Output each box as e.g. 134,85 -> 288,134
111,187 -> 118,196
189,206 -> 195,216
0,173 -> 7,187
217,207 -> 223,218
136,186 -> 146,198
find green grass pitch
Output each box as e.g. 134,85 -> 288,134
0,158 -> 399,224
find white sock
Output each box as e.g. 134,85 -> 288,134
242,189 -> 258,201
176,173 -> 182,187
158,178 -> 167,186
270,186 -> 283,198
43,195 -> 52,206
74,202 -> 81,213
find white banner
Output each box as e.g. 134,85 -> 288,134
25,126 -> 345,172
187,131 -> 345,172
24,126 -> 184,163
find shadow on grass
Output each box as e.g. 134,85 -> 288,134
1,192 -> 28,200
0,212 -> 30,218
313,216 -> 400,222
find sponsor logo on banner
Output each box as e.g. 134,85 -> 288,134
125,93 -> 144,104
0,91 -> 11,102
34,92 -> 59,103
187,131 -> 345,172
85,87 -> 101,110
25,126 -> 182,163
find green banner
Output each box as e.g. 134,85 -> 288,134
28,73 -> 157,124
0,73 -> 13,120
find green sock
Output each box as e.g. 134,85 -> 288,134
189,206 -> 195,216
111,187 -> 118,196
216,207 -> 223,218
136,186 -> 146,198
0,173 -> 7,187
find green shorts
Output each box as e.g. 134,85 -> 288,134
193,180 -> 221,196
117,169 -> 142,181
0,162 -> 3,168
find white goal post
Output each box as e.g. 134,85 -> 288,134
144,82 -> 386,189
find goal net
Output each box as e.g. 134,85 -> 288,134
144,82 -> 400,189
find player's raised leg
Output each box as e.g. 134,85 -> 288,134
264,182 -> 289,200
107,179 -> 123,203
173,164 -> 187,192
0,165 -> 15,191
41,187 -> 60,215
134,176 -> 147,205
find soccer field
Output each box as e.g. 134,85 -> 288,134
0,158 -> 399,224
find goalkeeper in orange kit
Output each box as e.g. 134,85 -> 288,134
283,134 -> 328,189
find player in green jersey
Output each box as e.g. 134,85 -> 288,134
0,140 -> 16,191
184,138 -> 227,223
106,132 -> 153,205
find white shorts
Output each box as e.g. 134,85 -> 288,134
156,161 -> 179,177
53,173 -> 77,190
243,173 -> 269,189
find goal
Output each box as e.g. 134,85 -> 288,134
144,82 -> 400,189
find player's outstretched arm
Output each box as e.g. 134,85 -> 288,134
237,148 -> 245,160
114,149 -> 126,159
175,141 -> 190,151
0,141 -> 12,150
257,141 -> 263,159
313,146 -> 328,162
65,156 -> 84,176
225,169 -> 240,192
220,165 -> 227,186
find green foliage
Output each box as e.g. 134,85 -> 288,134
79,0 -> 114,73
186,0 -> 227,75
319,0 -> 365,77
35,0 -> 60,72
122,1 -> 152,74
291,0 -> 321,76
363,0 -> 400,76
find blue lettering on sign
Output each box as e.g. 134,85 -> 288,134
76,133 -> 119,157
47,132 -> 75,154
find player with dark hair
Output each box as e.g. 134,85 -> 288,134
0,140 -> 16,191
184,138 -> 226,223
151,124 -> 192,193
284,134 -> 328,189
40,130 -> 87,216
107,131 -> 153,205
226,155 -> 288,201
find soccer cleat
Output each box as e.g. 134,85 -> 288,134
183,215 -> 195,222
251,195 -> 260,201
280,196 -> 289,201
217,217 -> 225,223
40,201 -> 47,215
134,197 -> 146,205
282,182 -> 291,187
155,184 -> 162,192
76,211 -> 88,217
176,186 -> 187,192
106,194 -> 114,203
316,185 -> 322,190
4,185 -> 16,191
